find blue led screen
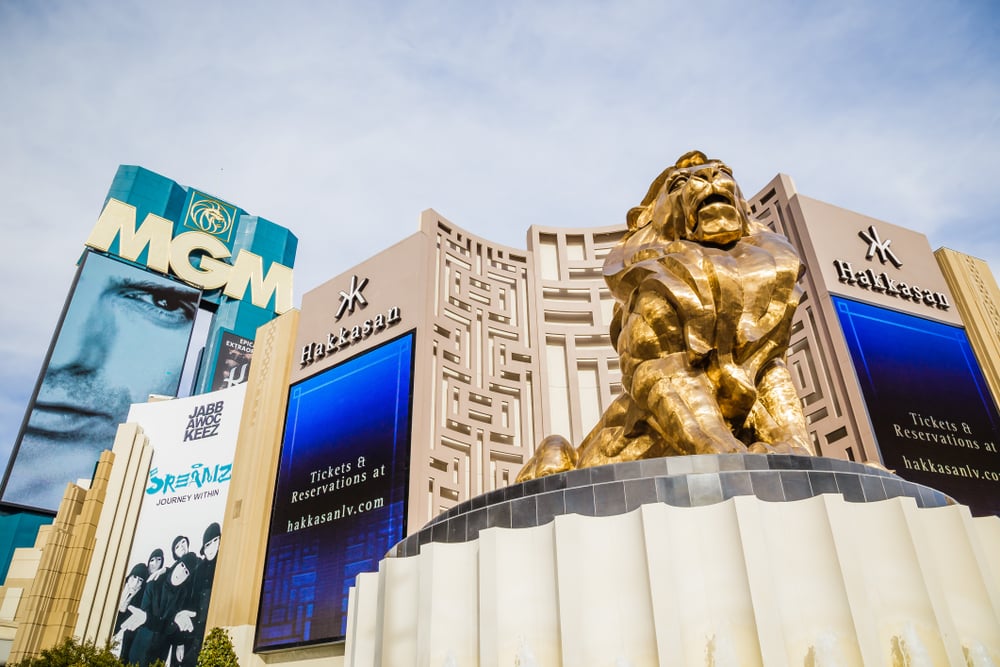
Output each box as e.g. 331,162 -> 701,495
1,251 -> 200,511
834,296 -> 1000,516
255,332 -> 414,650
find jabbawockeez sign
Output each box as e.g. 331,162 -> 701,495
259,234 -> 431,650
86,198 -> 293,314
111,384 -> 245,667
257,333 -> 413,650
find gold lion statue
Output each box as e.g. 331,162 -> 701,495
518,151 -> 815,482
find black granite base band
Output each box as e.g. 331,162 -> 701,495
390,455 -> 955,558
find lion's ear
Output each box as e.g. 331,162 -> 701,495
626,206 -> 647,231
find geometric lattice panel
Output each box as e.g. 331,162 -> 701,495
423,212 -> 538,521
750,180 -> 864,461
528,225 -> 626,445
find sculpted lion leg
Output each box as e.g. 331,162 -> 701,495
631,354 -> 749,455
575,393 -> 674,468
746,360 -> 815,456
515,434 -> 578,483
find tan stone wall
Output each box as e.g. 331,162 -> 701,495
527,224 -> 626,447
935,247 -> 1000,412
74,424 -> 153,645
216,625 -> 345,667
420,212 -> 537,521
206,310 -> 299,631
0,527 -> 50,664
7,450 -> 114,663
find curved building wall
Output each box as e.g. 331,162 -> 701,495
417,195 -> 908,511
419,211 -> 539,522
526,224 -> 626,446
346,496 -> 1000,667
417,214 -> 633,520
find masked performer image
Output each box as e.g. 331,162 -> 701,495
125,552 -> 200,667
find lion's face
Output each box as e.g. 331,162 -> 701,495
655,160 -> 749,246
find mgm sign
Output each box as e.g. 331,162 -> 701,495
1,166 -> 297,512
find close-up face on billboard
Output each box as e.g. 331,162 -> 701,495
256,332 -> 414,650
2,251 -> 200,512
834,296 -> 1000,516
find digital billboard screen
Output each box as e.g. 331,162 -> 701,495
834,296 -> 1000,516
256,331 -> 414,650
2,251 -> 200,512
112,384 -> 244,667
209,330 -> 254,391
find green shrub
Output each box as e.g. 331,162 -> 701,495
195,628 -> 239,667
8,637 -> 126,667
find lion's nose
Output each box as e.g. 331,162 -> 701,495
695,164 -> 719,181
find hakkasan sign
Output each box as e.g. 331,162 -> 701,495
256,332 -> 414,650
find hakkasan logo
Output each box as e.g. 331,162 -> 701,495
336,274 -> 369,320
832,224 -> 950,311
300,275 -> 401,367
184,192 -> 236,243
859,225 -> 903,268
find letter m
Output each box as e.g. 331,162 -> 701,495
85,199 -> 172,273
224,250 -> 294,314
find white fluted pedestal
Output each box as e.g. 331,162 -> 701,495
345,456 -> 1000,666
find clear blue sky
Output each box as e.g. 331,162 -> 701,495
1,0 -> 998,468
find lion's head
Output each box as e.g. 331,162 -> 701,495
625,150 -> 755,246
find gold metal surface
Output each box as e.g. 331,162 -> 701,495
518,151 -> 814,482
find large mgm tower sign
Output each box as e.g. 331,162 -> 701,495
1,166 -> 297,512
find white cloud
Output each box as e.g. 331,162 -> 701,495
1,0 -> 998,466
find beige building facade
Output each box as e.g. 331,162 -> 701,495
747,176 -> 1000,517
4,169 -> 1000,666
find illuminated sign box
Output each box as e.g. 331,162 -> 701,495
256,332 -> 415,650
2,166 -> 297,513
210,331 -> 254,391
834,296 -> 1000,516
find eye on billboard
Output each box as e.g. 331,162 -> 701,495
834,296 -> 1000,516
111,384 -> 244,667
2,251 -> 200,512
256,332 -> 414,650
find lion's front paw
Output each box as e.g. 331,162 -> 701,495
705,439 -> 750,455
749,441 -> 812,456
516,435 -> 578,482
